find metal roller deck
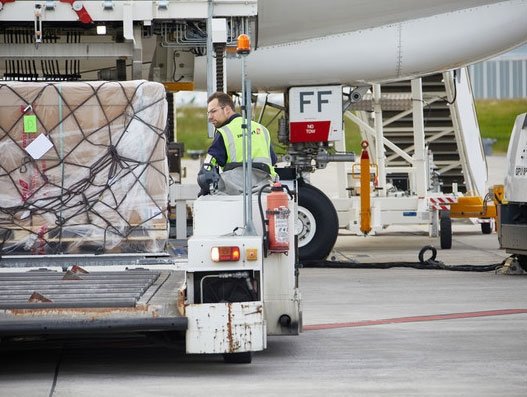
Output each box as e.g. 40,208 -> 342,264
0,266 -> 187,336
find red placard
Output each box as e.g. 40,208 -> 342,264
289,121 -> 331,143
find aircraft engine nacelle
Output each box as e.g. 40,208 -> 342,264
194,0 -> 527,91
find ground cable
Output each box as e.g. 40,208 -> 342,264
301,245 -> 504,272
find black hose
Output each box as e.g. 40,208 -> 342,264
257,184 -> 271,255
418,245 -> 437,263
281,183 -> 296,200
301,260 -> 503,272
301,245 -> 504,272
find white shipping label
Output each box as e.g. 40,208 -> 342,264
151,209 -> 164,220
25,133 -> 53,160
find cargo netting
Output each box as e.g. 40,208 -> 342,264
0,80 -> 169,255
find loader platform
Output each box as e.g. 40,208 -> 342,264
0,265 -> 187,336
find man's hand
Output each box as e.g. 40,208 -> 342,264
197,163 -> 220,195
198,188 -> 209,198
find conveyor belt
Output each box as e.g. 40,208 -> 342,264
0,269 -> 188,336
0,270 -> 160,309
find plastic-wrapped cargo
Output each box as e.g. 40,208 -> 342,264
0,80 -> 169,254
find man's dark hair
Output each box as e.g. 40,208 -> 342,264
207,92 -> 235,111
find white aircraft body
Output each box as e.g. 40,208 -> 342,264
0,1 -> 525,88
195,0 -> 527,90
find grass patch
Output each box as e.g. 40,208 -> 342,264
175,100 -> 527,157
176,106 -> 365,157
175,107 -> 210,152
475,99 -> 527,153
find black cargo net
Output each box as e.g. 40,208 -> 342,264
0,81 -> 168,255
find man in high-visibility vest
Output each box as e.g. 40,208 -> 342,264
198,92 -> 277,195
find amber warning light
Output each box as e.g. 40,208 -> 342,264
236,34 -> 251,55
211,246 -> 241,262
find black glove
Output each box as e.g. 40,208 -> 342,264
197,163 -> 220,193
198,188 -> 210,198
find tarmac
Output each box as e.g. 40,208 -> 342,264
1,155 -> 526,397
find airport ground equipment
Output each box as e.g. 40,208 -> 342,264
346,70 -> 497,248
1,1 -> 525,263
0,0 -> 300,364
263,70 -> 497,260
496,113 -> 527,272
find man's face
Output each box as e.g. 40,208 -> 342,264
207,99 -> 228,128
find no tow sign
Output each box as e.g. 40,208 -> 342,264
289,85 -> 343,143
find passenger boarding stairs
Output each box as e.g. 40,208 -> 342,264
378,74 -> 464,193
348,68 -> 487,198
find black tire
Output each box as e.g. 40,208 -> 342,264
297,182 -> 339,261
481,222 -> 492,234
440,215 -> 452,249
518,255 -> 527,272
223,351 -> 252,364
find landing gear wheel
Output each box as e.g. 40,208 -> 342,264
517,255 -> 527,272
297,182 -> 339,261
223,351 -> 252,364
440,213 -> 452,249
481,222 -> 492,234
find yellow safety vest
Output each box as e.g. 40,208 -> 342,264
217,117 -> 276,177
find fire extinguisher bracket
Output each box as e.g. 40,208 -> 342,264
266,183 -> 291,254
266,208 -> 291,216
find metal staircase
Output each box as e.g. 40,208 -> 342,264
348,68 -> 486,196
380,73 -> 465,193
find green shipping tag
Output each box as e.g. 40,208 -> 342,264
23,114 -> 37,133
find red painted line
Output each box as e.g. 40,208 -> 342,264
304,309 -> 527,331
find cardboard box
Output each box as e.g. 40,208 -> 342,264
0,81 -> 168,254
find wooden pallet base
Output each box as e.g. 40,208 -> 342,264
0,224 -> 168,255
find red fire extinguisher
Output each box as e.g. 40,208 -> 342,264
266,182 -> 290,253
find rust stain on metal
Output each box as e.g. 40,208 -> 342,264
27,292 -> 53,303
244,304 -> 263,316
9,305 -> 151,318
177,287 -> 186,316
62,270 -> 82,280
70,265 -> 89,274
227,303 -> 234,353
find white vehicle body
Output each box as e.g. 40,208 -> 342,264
499,113 -> 527,269
0,0 -> 299,362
